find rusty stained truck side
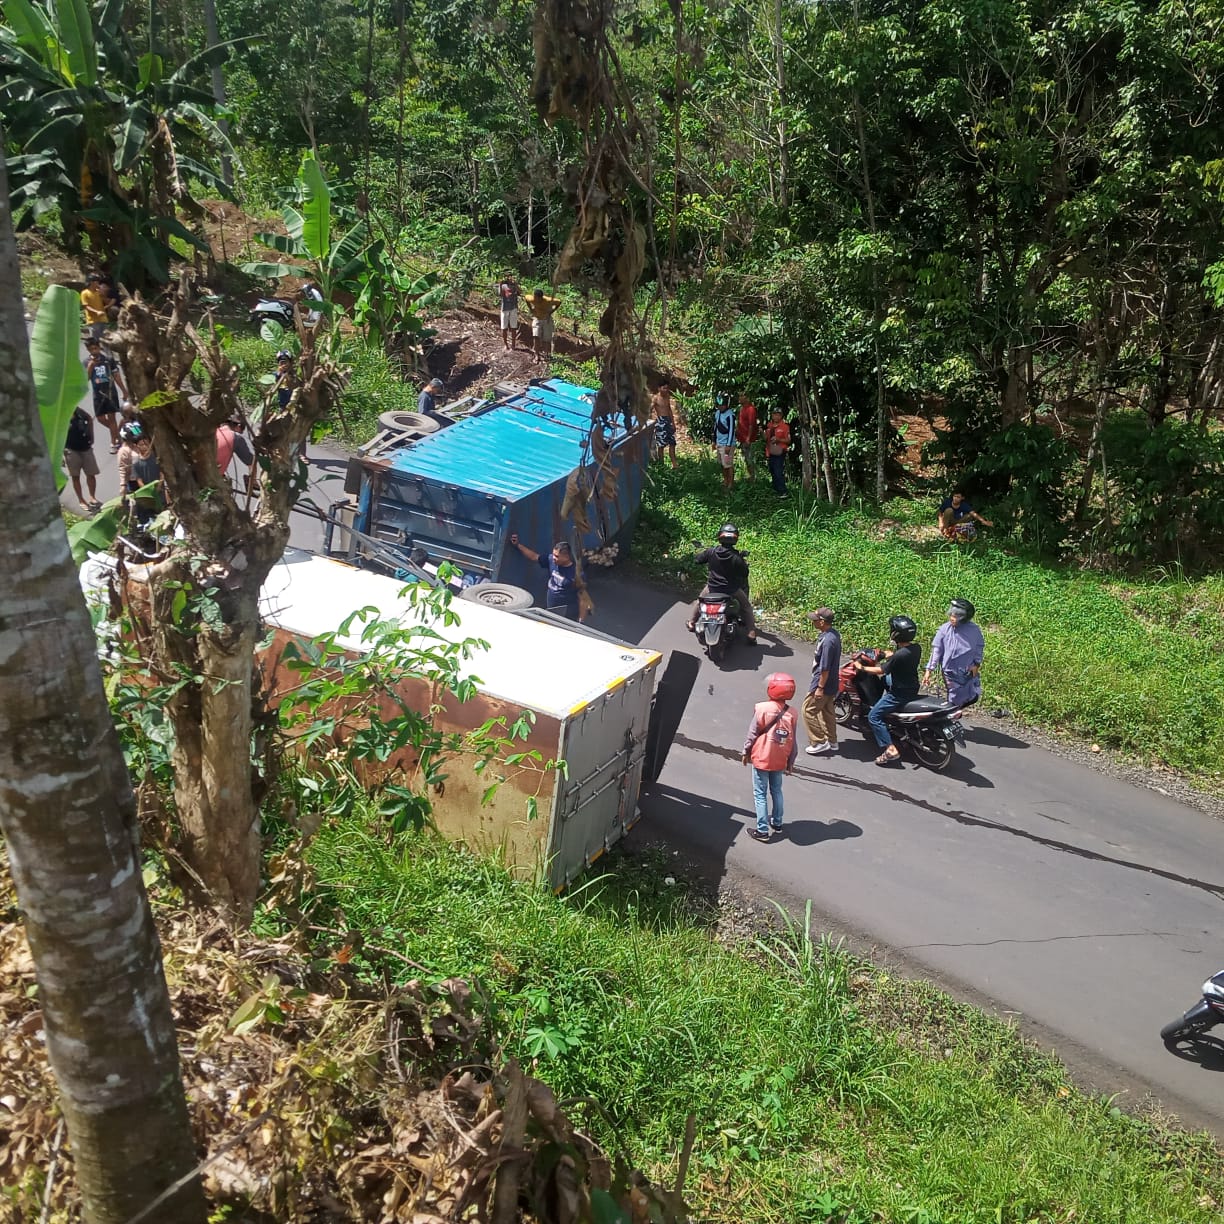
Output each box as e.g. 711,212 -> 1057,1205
260,550 -> 661,889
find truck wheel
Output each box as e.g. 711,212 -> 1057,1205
460,583 -> 534,611
378,410 -> 441,435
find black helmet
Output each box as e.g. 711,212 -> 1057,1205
717,522 -> 739,545
119,421 -> 145,444
888,614 -> 917,644
949,598 -> 976,623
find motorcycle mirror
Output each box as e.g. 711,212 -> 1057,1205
690,539 -> 703,548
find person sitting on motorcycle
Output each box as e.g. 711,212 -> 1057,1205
923,597 -> 985,707
856,614 -> 921,766
687,522 -> 756,643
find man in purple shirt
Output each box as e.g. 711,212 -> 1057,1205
803,607 -> 842,755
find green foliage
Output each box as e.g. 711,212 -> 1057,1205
638,465 -> 1224,778
0,0 -> 237,275
28,284 -> 86,489
1098,413 -> 1224,569
961,422 -> 1077,553
298,826 -> 1224,1223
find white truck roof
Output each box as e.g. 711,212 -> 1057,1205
261,550 -> 661,719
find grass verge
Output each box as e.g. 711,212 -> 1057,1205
635,460 -> 1224,783
300,818 -> 1224,1223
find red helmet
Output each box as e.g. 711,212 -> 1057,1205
766,672 -> 796,701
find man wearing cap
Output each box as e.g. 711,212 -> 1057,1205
418,376 -> 453,429
803,608 -> 842,755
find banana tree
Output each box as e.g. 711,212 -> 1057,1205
243,153 -> 444,354
241,152 -> 371,304
0,0 -> 243,277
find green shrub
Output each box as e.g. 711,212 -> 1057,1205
298,824 -> 1224,1224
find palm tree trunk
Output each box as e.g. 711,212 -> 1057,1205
0,140 -> 206,1224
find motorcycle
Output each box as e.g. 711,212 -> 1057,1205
689,541 -> 749,664
834,648 -> 964,770
249,297 -> 295,330
1160,971 -> 1224,1043
249,292 -> 322,332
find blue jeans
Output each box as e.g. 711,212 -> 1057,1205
752,768 -> 785,832
867,690 -> 905,749
767,453 -> 787,493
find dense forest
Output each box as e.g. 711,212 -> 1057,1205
5,0 -> 1224,568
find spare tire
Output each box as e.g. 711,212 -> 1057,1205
378,410 -> 441,435
460,583 -> 534,611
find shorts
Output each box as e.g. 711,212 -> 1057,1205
86,321 -> 106,341
93,396 -> 121,419
500,306 -> 519,330
532,316 -> 555,341
63,448 -> 99,478
716,444 -> 736,468
654,416 -> 676,447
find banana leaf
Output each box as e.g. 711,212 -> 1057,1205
29,284 -> 86,490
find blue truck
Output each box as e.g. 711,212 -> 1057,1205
325,378 -> 651,606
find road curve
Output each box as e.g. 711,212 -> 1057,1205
588,570 -> 1224,1138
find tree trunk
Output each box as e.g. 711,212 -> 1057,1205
201,0 -> 232,186
112,282 -> 343,924
0,143 -> 206,1224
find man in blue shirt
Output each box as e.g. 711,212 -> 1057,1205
508,534 -> 586,621
803,608 -> 842,755
713,393 -> 737,489
418,377 -> 452,429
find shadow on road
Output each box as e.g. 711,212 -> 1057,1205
1162,1035 -> 1224,1072
588,572 -> 679,645
781,818 -> 863,848
965,725 -> 1029,750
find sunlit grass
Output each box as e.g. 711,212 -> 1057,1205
301,821 -> 1224,1223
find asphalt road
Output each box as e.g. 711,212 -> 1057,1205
59,377 -> 1224,1135
582,572 -> 1224,1137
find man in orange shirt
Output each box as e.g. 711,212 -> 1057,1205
736,392 -> 759,480
764,407 -> 791,496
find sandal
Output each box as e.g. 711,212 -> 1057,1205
874,750 -> 901,766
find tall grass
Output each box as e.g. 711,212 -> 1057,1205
300,820 -> 1224,1223
637,462 -> 1224,781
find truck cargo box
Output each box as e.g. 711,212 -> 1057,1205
260,550 -> 661,888
346,378 -> 650,593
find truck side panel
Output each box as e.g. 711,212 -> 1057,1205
262,628 -> 562,874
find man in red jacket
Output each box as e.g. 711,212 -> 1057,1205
741,673 -> 798,842
736,392 -> 759,481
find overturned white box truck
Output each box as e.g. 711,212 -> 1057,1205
260,550 -> 661,888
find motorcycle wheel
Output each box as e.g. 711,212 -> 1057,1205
833,692 -> 855,727
1161,1002 -> 1219,1042
708,635 -> 727,664
910,729 -> 954,771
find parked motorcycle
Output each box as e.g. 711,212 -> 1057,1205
249,288 -> 322,332
249,297 -> 295,330
1160,971 -> 1224,1042
834,648 -> 964,770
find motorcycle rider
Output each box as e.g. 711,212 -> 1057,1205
923,598 -> 985,707
856,615 -> 921,766
687,523 -> 757,643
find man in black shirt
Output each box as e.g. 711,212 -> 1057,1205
687,522 -> 756,641
856,614 -> 921,765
